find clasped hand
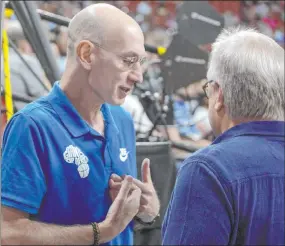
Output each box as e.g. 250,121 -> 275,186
109,158 -> 160,222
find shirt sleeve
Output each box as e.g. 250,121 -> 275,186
162,160 -> 233,245
1,113 -> 47,214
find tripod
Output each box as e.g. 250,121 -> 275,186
134,58 -> 172,142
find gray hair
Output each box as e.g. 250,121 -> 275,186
207,26 -> 284,121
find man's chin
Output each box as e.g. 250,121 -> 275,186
107,97 -> 126,106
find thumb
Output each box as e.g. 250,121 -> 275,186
141,158 -> 152,184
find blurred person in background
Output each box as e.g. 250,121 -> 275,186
122,54 -> 211,162
37,1 -> 60,31
169,82 -> 212,164
174,81 -> 213,144
50,42 -> 61,59
2,20 -> 50,112
241,1 -> 284,47
223,11 -> 240,28
55,26 -> 68,75
162,26 -> 284,245
121,93 -> 154,134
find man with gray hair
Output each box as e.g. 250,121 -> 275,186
162,26 -> 284,245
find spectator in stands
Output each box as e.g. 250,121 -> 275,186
122,94 -> 154,134
240,1 -> 284,47
174,81 -> 213,143
121,54 -> 211,162
55,26 -> 68,75
3,20 -> 50,112
224,11 -> 240,27
162,26 -> 284,245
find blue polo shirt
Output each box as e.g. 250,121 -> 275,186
162,121 -> 285,245
1,82 -> 137,245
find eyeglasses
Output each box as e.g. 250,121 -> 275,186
202,80 -> 214,99
88,40 -> 148,71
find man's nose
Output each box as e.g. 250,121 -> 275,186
129,65 -> 143,84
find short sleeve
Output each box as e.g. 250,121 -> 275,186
1,113 -> 47,214
162,160 -> 233,245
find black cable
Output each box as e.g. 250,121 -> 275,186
36,9 -> 70,27
1,91 -> 35,118
8,39 -> 50,92
2,91 -> 34,106
23,1 -> 60,83
9,1 -> 56,84
12,93 -> 34,104
5,92 -> 34,104
147,108 -> 170,141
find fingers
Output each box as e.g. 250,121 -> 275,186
111,177 -> 153,195
113,182 -> 148,206
115,175 -> 133,201
109,188 -> 119,202
132,178 -> 152,194
141,158 -> 152,184
110,173 -> 123,182
130,185 -> 142,196
127,185 -> 142,207
138,205 -> 148,213
109,173 -> 153,196
110,179 -> 139,191
109,179 -> 121,189
109,174 -> 123,190
140,194 -> 148,206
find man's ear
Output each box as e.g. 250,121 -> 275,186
214,87 -> 224,112
76,41 -> 92,70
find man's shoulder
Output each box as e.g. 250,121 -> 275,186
182,135 -> 284,185
189,137 -> 242,161
180,144 -> 232,185
2,99 -> 53,150
14,97 -> 55,124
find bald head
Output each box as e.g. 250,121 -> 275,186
61,3 -> 145,108
67,3 -> 143,58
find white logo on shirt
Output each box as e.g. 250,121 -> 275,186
119,148 -> 129,162
63,145 -> 89,178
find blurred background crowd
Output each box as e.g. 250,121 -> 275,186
33,1 -> 285,49
1,0 -> 285,160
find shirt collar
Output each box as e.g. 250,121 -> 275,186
213,121 -> 285,144
47,82 -> 119,138
101,103 -> 120,139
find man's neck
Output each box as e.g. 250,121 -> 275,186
60,75 -> 105,134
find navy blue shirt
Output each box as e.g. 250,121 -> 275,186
1,82 -> 137,245
162,121 -> 285,245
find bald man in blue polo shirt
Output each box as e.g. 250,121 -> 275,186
1,3 -> 160,245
